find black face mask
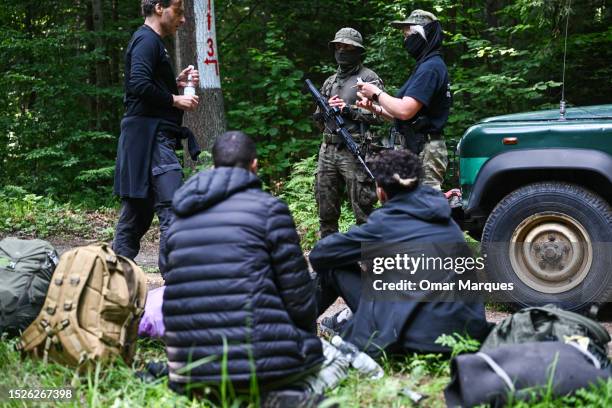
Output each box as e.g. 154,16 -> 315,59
334,49 -> 362,67
404,34 -> 427,60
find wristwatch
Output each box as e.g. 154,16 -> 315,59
372,90 -> 383,102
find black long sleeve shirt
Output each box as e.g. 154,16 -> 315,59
123,25 -> 183,125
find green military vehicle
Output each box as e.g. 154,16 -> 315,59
456,104 -> 612,311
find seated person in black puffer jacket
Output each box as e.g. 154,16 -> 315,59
161,131 -> 326,397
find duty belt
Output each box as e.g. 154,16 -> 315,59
425,133 -> 443,141
323,133 -> 363,144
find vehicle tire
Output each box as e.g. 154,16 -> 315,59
481,182 -> 612,312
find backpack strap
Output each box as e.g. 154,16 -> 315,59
54,247 -> 104,364
475,352 -> 516,393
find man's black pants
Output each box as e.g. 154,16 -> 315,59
317,265 -> 362,314
113,132 -> 182,277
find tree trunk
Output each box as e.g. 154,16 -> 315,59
91,0 -> 110,129
176,0 -> 226,170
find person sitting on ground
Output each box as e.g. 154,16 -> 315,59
161,131 -> 349,402
310,149 -> 491,356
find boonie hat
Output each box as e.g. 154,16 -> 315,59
329,27 -> 365,50
391,9 -> 437,28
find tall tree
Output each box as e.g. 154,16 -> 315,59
91,0 -> 111,128
177,0 -> 226,168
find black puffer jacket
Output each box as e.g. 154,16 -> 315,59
162,167 -> 323,386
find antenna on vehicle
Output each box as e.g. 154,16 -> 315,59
559,0 -> 572,120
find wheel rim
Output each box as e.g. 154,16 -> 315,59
509,212 -> 593,294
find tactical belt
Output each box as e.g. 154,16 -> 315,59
323,133 -> 363,144
425,133 -> 443,141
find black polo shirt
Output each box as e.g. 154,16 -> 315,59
395,54 -> 451,134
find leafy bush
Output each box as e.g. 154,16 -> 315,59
225,24 -> 320,183
0,186 -> 115,239
280,155 -> 356,250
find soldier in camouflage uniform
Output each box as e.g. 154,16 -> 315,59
356,10 -> 451,190
314,28 -> 384,238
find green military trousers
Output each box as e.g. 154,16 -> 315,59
418,139 -> 448,190
316,142 -> 377,238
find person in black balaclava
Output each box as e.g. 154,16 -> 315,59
357,10 -> 451,191
313,28 -> 385,239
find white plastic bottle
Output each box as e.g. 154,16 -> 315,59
331,335 -> 384,380
183,73 -> 196,96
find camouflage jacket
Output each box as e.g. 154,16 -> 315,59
315,65 -> 385,139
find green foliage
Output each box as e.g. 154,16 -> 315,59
280,155 -> 356,249
0,1 -> 140,204
1,0 -> 610,207
0,186 -> 115,239
435,333 -> 481,358
226,24 -> 319,181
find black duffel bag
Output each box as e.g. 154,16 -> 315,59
445,341 -> 610,407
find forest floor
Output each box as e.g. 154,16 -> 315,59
2,229 -> 612,407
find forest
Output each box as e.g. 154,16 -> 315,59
0,0 -> 610,208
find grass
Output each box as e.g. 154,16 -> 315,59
0,186 -> 116,241
2,333 -> 612,407
2,162 -> 612,406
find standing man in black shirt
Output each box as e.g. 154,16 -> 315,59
113,0 -> 201,277
357,10 -> 451,191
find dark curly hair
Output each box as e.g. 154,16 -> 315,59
368,149 -> 422,198
141,0 -> 173,17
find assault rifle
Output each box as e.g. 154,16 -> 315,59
304,79 -> 374,180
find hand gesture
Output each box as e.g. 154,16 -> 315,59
356,92 -> 375,112
356,83 -> 381,100
328,95 -> 346,110
176,65 -> 200,89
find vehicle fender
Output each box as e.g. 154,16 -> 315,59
466,148 -> 612,214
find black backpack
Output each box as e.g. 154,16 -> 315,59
482,305 -> 610,368
0,237 -> 58,336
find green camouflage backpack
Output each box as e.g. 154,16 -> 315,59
482,304 -> 611,367
0,238 -> 58,336
20,244 -> 147,367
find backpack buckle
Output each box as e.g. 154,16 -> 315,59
106,255 -> 117,265
55,277 -> 64,286
8,261 -> 16,269
46,305 -> 56,315
69,276 -> 80,286
63,301 -> 73,311
47,250 -> 60,267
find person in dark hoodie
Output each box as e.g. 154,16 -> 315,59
310,149 -> 490,356
113,0 -> 201,277
356,9 -> 451,191
162,131 -> 332,400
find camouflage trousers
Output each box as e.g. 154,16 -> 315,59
418,140 -> 448,190
315,142 -> 377,238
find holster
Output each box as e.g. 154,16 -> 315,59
390,127 -> 426,155
391,114 -> 440,155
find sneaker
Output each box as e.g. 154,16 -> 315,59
320,308 -> 352,337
